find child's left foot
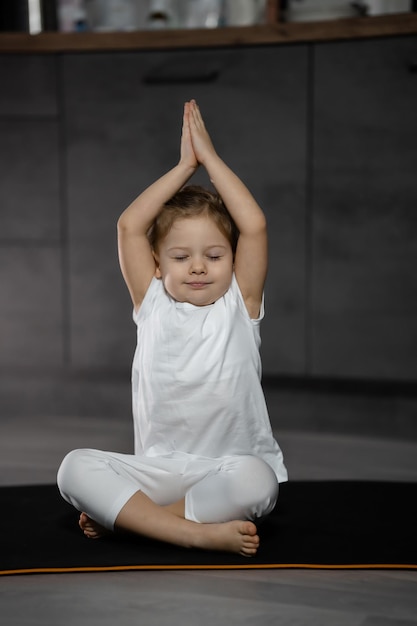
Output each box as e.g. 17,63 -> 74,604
79,512 -> 109,539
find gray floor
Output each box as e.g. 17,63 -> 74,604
1,394 -> 417,626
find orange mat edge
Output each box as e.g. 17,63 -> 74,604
2,563 -> 417,576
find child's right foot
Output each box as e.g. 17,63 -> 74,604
192,520 -> 260,557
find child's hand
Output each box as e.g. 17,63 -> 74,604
188,100 -> 217,166
180,102 -> 198,170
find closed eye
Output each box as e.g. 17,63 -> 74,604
207,255 -> 221,261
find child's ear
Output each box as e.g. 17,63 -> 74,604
152,250 -> 162,279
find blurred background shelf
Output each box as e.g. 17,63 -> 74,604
0,11 -> 416,53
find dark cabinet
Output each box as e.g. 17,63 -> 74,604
311,37 -> 417,380
0,56 -> 63,368
1,37 -> 416,384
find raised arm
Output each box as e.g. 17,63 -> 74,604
117,103 -> 198,309
188,100 -> 267,319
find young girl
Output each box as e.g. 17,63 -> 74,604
57,100 -> 287,557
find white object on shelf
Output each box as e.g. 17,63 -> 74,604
57,0 -> 83,31
224,0 -> 266,26
182,0 -> 223,28
147,0 -> 179,29
285,0 -> 357,22
28,0 -> 42,34
366,0 -> 412,15
85,0 -> 148,31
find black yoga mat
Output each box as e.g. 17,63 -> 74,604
1,481 -> 416,575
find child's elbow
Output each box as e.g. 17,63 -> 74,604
253,215 -> 267,237
117,213 -> 129,234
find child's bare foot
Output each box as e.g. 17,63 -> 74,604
192,520 -> 260,557
79,502 -> 259,557
79,512 -> 110,539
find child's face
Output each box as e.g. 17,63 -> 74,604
154,214 -> 234,306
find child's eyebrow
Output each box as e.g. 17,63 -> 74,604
167,244 -> 228,252
167,246 -> 191,252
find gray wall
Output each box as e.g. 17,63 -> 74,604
1,36 -> 416,418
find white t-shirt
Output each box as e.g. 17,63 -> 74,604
132,274 -> 288,483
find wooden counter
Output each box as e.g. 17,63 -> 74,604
0,12 -> 416,54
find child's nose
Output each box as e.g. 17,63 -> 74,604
190,258 -> 206,274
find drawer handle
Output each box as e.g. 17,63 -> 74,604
143,62 -> 220,84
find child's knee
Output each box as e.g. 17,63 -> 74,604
225,455 -> 279,519
57,448 -> 93,497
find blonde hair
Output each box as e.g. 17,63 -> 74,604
148,185 -> 239,254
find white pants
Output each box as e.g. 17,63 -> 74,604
57,449 -> 279,531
